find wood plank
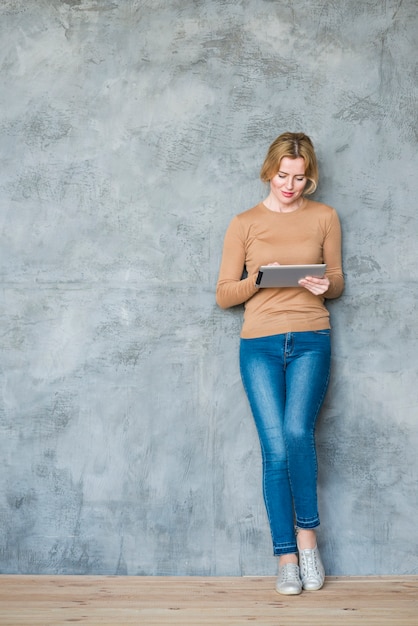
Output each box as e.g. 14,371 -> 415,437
0,576 -> 416,625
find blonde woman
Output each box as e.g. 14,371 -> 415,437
216,132 -> 344,594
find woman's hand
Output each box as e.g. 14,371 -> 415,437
298,275 -> 330,296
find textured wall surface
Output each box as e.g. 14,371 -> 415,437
0,0 -> 417,576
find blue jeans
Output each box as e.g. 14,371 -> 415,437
239,331 -> 331,556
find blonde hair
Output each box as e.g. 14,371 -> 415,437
260,132 -> 318,194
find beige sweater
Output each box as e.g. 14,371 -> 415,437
216,200 -> 344,338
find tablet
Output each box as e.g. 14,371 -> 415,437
255,264 -> 327,288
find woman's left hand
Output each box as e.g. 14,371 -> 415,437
298,275 -> 330,296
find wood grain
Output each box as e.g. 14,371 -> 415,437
0,576 -> 416,625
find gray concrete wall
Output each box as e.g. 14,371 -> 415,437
0,0 -> 417,576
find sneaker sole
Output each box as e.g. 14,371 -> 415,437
275,587 -> 302,596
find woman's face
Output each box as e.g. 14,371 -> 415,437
269,157 -> 307,207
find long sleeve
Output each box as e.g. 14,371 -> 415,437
323,209 -> 344,299
215,201 -> 344,338
216,216 -> 259,309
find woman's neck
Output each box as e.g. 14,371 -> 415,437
263,195 -> 305,213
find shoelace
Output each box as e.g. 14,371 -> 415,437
281,564 -> 300,582
300,549 -> 320,579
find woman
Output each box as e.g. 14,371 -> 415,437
216,132 -> 344,595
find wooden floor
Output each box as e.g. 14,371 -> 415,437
0,575 -> 417,625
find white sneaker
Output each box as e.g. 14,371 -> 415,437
298,545 -> 325,591
275,563 -> 302,595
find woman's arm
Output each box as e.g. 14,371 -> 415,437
299,208 -> 344,299
216,216 -> 259,309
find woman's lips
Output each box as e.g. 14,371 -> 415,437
281,192 -> 294,198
